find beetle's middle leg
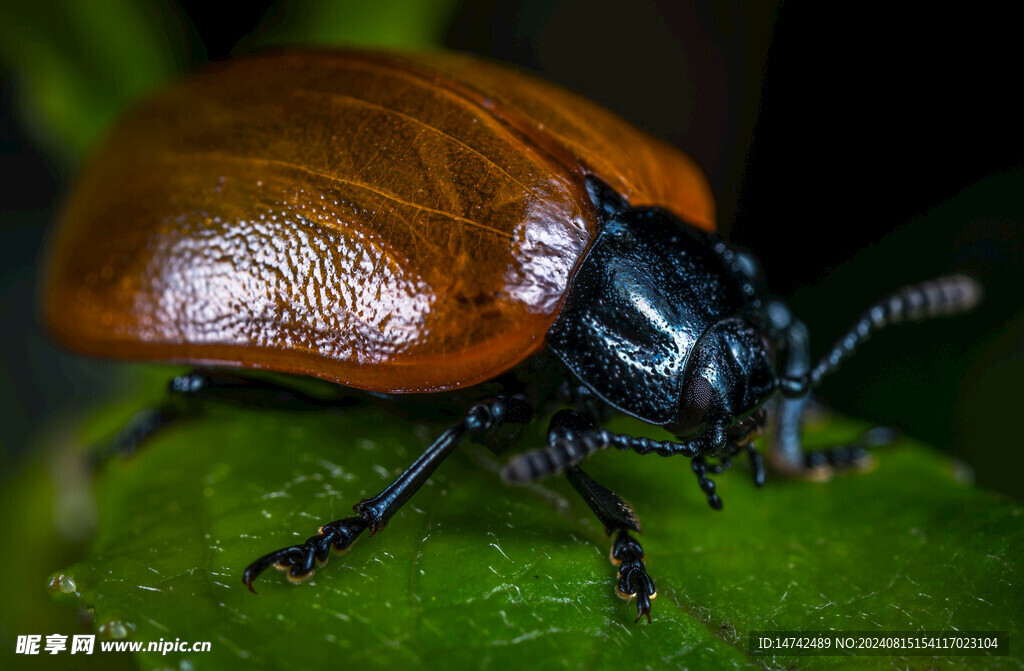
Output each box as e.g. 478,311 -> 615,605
242,395 -> 533,591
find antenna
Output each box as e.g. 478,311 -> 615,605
781,274 -> 982,397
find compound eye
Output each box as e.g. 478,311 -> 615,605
673,375 -> 716,437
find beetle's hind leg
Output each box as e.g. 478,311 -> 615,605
242,396 -> 533,591
93,369 -> 355,465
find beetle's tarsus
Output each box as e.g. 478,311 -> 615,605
803,444 -> 871,471
773,425 -> 897,481
611,530 -> 656,623
558,437 -> 654,624
242,516 -> 368,592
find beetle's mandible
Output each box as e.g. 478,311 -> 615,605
44,49 -> 981,622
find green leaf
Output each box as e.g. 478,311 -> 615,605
52,370 -> 1022,670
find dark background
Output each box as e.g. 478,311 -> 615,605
2,1 -> 1021,499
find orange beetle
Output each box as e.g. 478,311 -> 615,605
44,49 -> 978,622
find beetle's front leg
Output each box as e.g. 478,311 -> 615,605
545,409 -> 656,622
565,465 -> 656,622
769,276 -> 980,477
243,396 -> 532,591
769,302 -> 883,478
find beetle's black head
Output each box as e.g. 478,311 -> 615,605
547,178 -> 778,440
671,317 -> 777,439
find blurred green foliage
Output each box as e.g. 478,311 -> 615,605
0,1 -> 189,163
250,0 -> 461,49
0,0 -> 458,163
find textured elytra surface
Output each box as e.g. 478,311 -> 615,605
48,372 -> 1023,671
43,49 -> 715,394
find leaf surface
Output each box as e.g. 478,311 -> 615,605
53,373 -> 1023,670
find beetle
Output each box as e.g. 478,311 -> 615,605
44,49 -> 980,622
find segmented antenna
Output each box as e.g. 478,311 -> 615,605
783,274 -> 982,396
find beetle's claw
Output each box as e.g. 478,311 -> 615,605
242,516 -> 368,592
610,530 -> 656,622
242,547 -> 303,593
616,562 -> 656,623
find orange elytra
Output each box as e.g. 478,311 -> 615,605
44,49 -> 714,394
